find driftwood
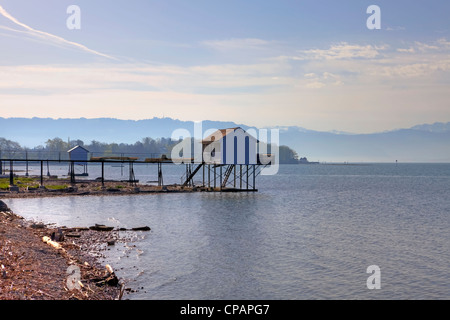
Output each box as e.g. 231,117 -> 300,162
131,226 -> 151,231
65,233 -> 82,238
89,264 -> 119,287
104,264 -> 119,286
31,223 -> 46,229
88,225 -> 151,232
106,264 -> 114,274
118,226 -> 151,231
42,236 -> 64,250
1,210 -> 123,300
89,224 -> 114,231
41,236 -> 120,290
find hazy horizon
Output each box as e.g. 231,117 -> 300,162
1,117 -> 449,163
1,115 -> 448,136
1,1 -> 450,134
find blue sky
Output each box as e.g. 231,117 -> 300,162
1,0 -> 450,133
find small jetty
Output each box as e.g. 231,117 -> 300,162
0,128 -> 275,195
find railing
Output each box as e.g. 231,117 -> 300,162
0,149 -> 170,161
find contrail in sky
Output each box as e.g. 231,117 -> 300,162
0,4 -> 116,60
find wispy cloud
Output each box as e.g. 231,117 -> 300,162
201,38 -> 272,51
385,26 -> 406,32
300,43 -> 386,60
303,72 -> 343,89
397,47 -> 415,53
0,5 -> 116,60
374,38 -> 450,78
1,35 -> 449,133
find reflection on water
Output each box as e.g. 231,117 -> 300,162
4,164 -> 450,299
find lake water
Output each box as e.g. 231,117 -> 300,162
4,163 -> 450,299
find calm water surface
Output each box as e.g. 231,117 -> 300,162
4,163 -> 450,299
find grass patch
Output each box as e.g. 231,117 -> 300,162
46,185 -> 68,190
0,177 -> 41,190
0,176 -> 70,191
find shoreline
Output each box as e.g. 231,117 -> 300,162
0,179 -> 198,200
0,177 -> 250,200
0,200 -> 124,300
0,176 -> 223,199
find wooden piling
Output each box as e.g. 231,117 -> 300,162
9,160 -> 13,186
40,160 -> 43,186
101,161 -> 105,187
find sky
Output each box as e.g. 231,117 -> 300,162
0,0 -> 449,134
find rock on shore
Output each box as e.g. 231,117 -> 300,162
0,200 -> 11,212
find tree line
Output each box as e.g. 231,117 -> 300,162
0,137 -> 301,163
0,137 -> 175,160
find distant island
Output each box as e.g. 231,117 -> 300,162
277,146 -> 318,164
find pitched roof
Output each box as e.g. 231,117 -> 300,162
67,145 -> 89,153
202,127 -> 258,145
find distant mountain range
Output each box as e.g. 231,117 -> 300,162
1,117 -> 449,162
410,122 -> 450,133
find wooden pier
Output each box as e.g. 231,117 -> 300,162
1,128 -> 273,193
0,157 -> 266,193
